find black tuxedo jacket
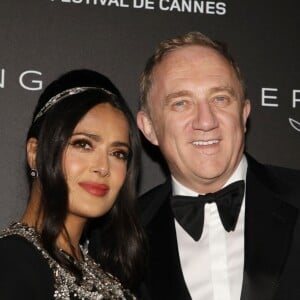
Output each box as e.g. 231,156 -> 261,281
138,155 -> 300,300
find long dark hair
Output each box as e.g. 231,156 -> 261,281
26,70 -> 145,289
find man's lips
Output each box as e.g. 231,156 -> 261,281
79,182 -> 110,197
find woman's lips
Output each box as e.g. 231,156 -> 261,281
79,182 -> 109,197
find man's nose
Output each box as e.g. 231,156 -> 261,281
192,101 -> 218,131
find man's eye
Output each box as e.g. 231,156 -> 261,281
215,96 -> 225,102
174,100 -> 186,106
171,100 -> 190,111
212,96 -> 230,106
169,98 -> 192,112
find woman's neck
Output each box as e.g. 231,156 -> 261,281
21,187 -> 43,230
56,215 -> 87,261
22,184 -> 87,261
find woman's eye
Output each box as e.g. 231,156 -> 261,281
111,150 -> 129,161
70,139 -> 92,150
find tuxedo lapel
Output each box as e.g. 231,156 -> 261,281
241,157 -> 298,300
142,182 -> 191,300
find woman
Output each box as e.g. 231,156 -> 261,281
0,70 -> 145,299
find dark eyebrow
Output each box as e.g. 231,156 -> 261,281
71,132 -> 130,149
72,132 -> 101,141
111,141 -> 130,149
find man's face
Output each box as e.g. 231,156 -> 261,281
137,45 -> 250,193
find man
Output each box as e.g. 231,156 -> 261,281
137,32 -> 300,300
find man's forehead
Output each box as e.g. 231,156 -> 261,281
160,45 -> 221,64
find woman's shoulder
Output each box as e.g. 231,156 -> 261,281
0,228 -> 55,299
0,232 -> 42,260
0,225 -> 53,274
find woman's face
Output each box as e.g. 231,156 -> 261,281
63,102 -> 130,223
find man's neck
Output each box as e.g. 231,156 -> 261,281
172,156 -> 248,196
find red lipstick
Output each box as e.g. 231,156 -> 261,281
79,182 -> 109,197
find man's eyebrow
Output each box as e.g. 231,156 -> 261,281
164,86 -> 237,104
165,90 -> 192,102
209,86 -> 237,96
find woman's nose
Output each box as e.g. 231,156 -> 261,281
90,155 -> 110,177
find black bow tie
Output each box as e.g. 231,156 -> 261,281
171,180 -> 245,241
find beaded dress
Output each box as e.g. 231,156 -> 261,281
0,223 -> 136,300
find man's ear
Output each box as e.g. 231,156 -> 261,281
137,111 -> 159,146
26,137 -> 38,170
242,99 -> 251,133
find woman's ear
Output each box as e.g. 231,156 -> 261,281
26,137 -> 38,170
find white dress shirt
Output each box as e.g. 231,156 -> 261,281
172,156 -> 248,300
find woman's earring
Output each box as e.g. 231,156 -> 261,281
30,169 -> 38,179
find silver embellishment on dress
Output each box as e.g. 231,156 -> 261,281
0,223 -> 136,300
33,87 -> 113,123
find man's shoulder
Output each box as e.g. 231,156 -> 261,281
265,163 -> 300,180
247,154 -> 300,209
247,154 -> 300,186
139,180 -> 171,201
264,164 -> 300,199
138,180 -> 172,225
